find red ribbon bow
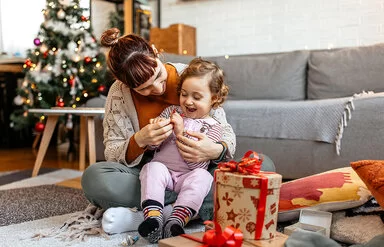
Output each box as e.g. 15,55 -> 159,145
217,150 -> 263,175
181,221 -> 243,247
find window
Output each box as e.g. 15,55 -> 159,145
0,0 -> 90,57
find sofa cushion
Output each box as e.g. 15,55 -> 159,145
208,51 -> 309,100
307,43 -> 384,99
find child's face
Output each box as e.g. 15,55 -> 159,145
179,76 -> 214,119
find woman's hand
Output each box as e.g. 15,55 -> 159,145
134,118 -> 173,147
176,130 -> 223,163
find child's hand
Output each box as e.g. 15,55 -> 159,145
171,112 -> 184,136
149,117 -> 167,124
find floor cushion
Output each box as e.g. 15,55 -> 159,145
278,167 -> 372,222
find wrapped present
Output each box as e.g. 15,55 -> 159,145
214,150 -> 282,240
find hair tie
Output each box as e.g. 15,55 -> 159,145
111,38 -> 119,45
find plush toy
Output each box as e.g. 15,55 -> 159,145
351,160 -> 384,209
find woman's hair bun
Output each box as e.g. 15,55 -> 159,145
100,28 -> 120,47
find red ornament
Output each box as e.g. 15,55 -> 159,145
56,97 -> 65,107
84,56 -> 92,63
43,51 -> 49,58
98,85 -> 106,92
81,16 -> 88,22
35,122 -> 45,132
69,78 -> 75,86
25,59 -> 32,67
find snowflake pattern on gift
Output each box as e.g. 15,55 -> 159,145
222,192 -> 234,206
216,214 -> 226,226
231,187 -> 243,198
222,174 -> 230,184
250,179 -> 260,187
238,208 -> 251,222
242,177 -> 260,188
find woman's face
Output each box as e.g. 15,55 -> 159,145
179,76 -> 214,119
133,58 -> 167,96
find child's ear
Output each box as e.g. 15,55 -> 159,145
211,95 -> 220,108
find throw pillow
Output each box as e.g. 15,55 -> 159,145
278,167 -> 371,222
350,160 -> 384,209
307,43 -> 384,100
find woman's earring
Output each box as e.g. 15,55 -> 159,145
152,44 -> 159,57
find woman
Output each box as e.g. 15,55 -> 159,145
81,28 -> 236,234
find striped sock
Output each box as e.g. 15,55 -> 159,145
163,206 -> 195,239
138,200 -> 163,243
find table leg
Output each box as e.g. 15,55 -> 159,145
79,116 -> 87,171
87,116 -> 96,166
31,115 -> 59,177
32,132 -> 42,150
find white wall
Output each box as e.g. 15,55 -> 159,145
91,0 -> 115,39
160,0 -> 384,56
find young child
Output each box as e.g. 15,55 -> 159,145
138,57 -> 229,243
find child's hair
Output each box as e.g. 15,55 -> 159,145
100,28 -> 158,88
178,58 -> 229,108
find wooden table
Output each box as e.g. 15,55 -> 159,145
28,107 -> 105,177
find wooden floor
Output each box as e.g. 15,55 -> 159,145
0,142 -> 84,188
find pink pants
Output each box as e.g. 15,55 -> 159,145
139,161 -> 213,212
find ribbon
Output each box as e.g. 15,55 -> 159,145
181,221 -> 243,247
218,150 -> 263,175
216,150 -> 269,239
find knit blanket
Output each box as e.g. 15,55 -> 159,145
224,91 -> 384,155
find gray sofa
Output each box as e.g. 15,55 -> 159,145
92,43 -> 384,179
163,43 -> 384,179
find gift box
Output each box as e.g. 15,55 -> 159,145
158,231 -> 289,247
214,151 -> 282,240
284,209 -> 332,237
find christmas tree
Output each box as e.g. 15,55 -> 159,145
10,0 -> 107,133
